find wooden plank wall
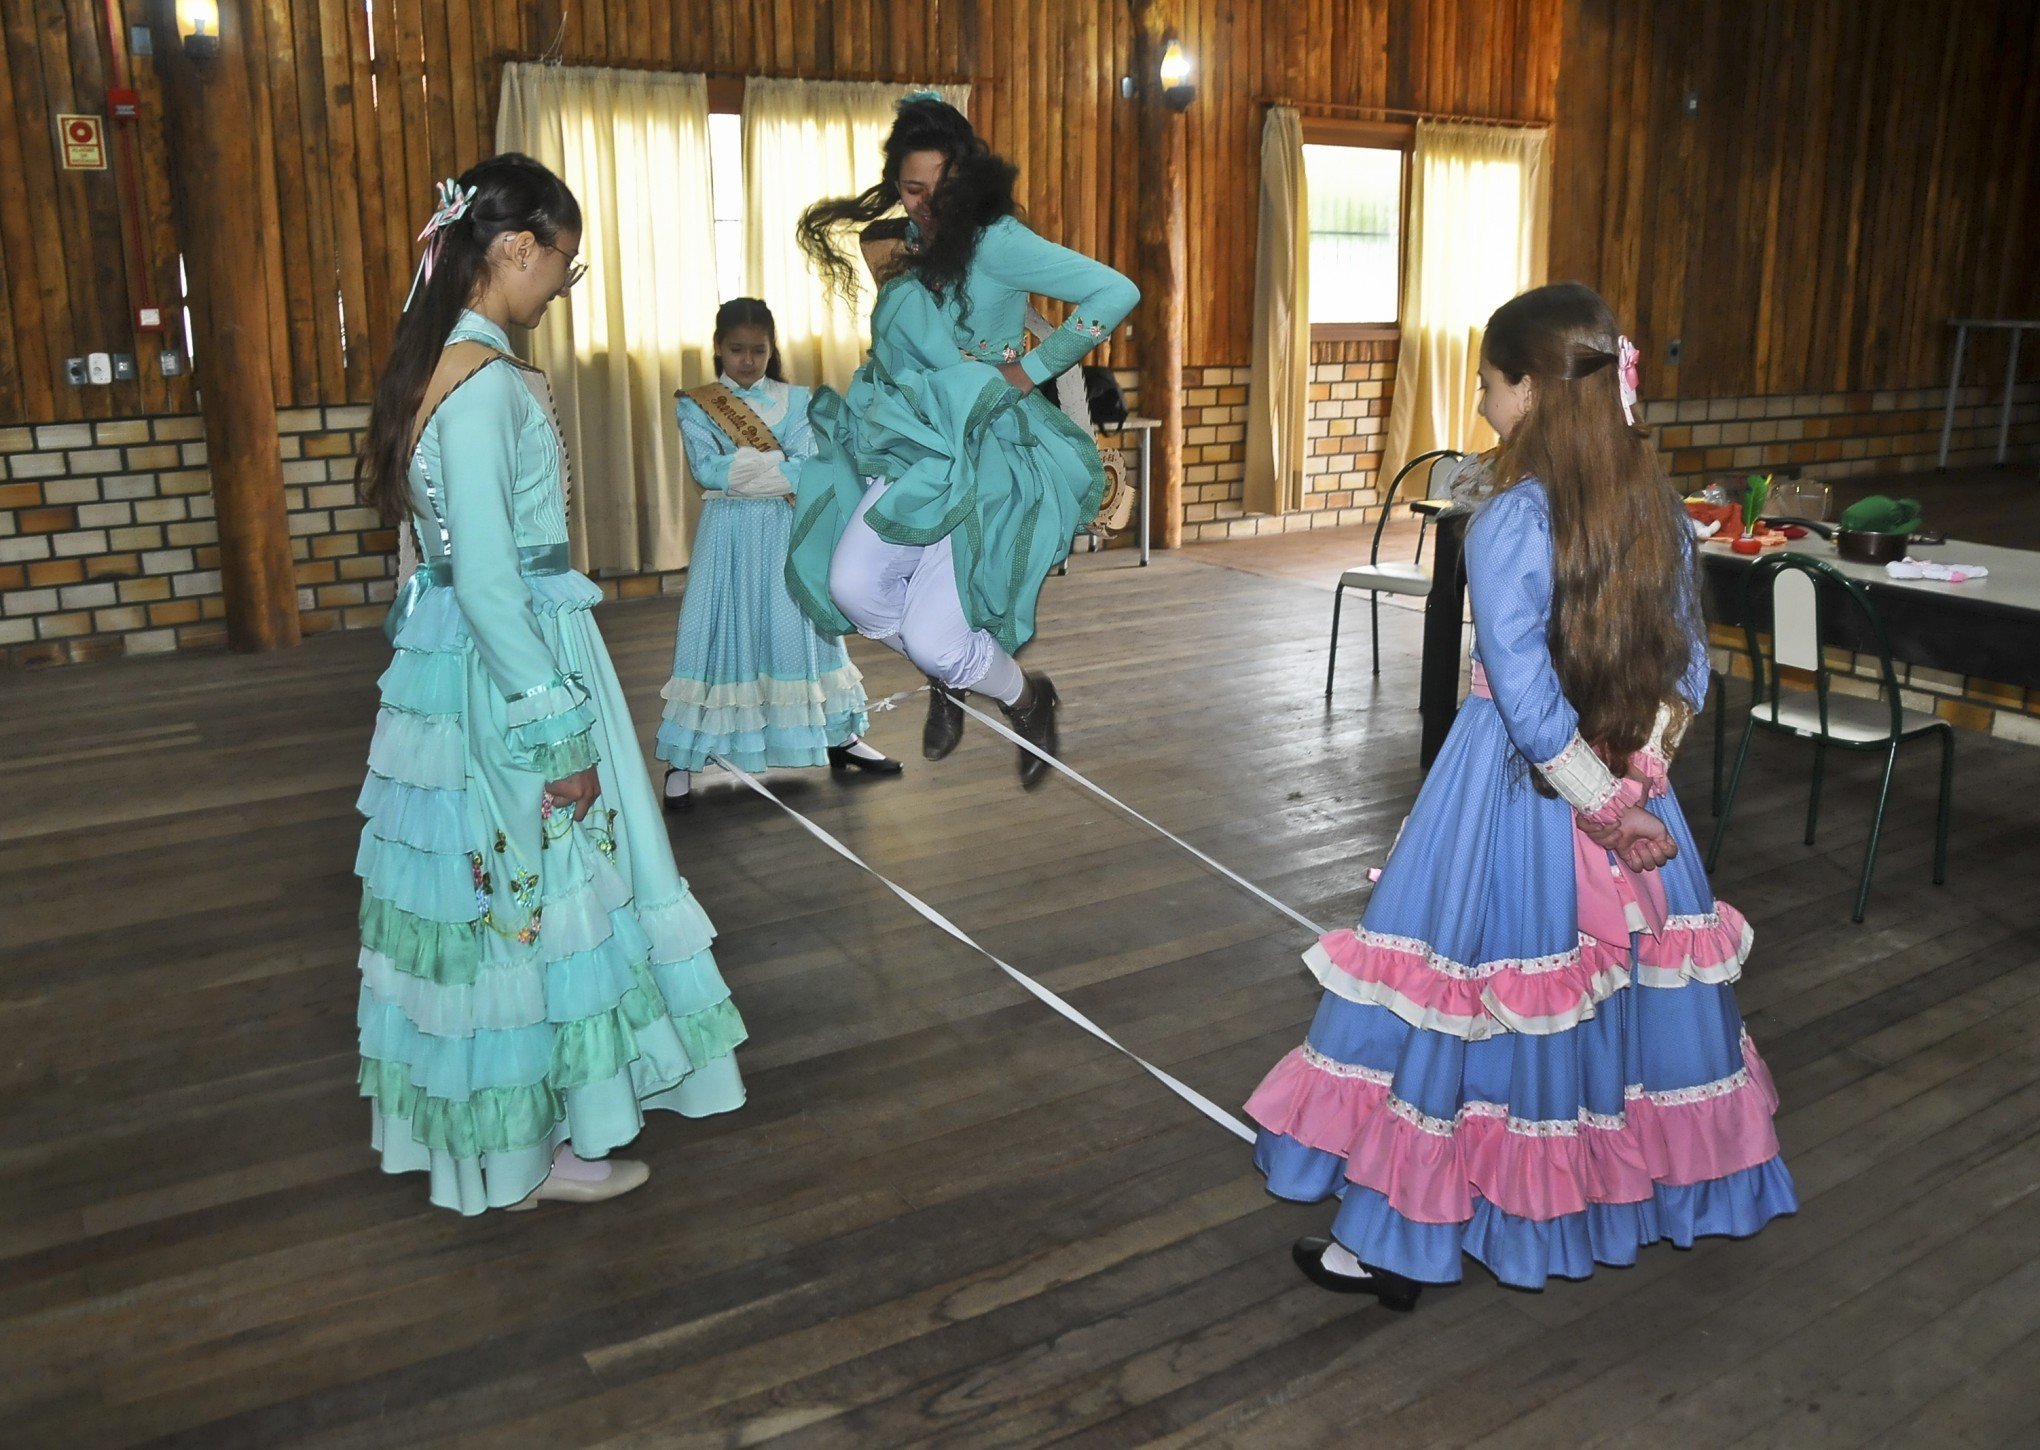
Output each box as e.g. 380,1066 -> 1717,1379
1,0 -> 2034,426
1554,0 -> 2040,398
0,0 -> 188,423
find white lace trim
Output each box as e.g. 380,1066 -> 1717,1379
1635,1065 -> 1753,1108
1347,926 -> 1590,980
659,665 -> 865,710
1538,731 -> 1623,816
1299,1045 -> 1393,1086
1296,1034 -> 1760,1139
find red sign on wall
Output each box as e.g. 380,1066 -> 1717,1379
58,114 -> 107,170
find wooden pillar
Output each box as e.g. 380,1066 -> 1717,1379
151,3 -> 298,652
1131,0 -> 1186,551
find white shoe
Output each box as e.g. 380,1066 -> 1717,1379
505,1157 -> 649,1211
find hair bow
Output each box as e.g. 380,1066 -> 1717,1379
1617,334 -> 1641,426
898,87 -> 945,110
403,179 -> 479,311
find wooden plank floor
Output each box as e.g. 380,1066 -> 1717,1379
5,540 -> 2039,1449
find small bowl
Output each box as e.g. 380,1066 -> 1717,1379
1835,529 -> 1910,565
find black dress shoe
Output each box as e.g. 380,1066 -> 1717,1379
828,744 -> 904,775
923,677 -> 964,761
1291,1236 -> 1422,1311
1000,671 -> 1060,790
662,769 -> 694,814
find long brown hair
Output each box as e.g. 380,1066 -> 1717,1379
1485,282 -> 1698,776
796,96 -> 1019,324
356,155 -> 581,527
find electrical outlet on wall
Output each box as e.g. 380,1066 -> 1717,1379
1667,338 -> 1683,366
87,353 -> 113,385
111,354 -> 137,381
66,357 -> 88,386
160,350 -> 185,378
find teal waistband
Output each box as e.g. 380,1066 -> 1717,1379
382,542 -> 573,643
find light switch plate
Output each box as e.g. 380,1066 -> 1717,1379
111,353 -> 137,381
160,350 -> 185,378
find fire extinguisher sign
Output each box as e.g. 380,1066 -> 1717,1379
58,114 -> 108,170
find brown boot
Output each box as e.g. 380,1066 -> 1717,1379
1000,672 -> 1060,789
923,676 -> 965,760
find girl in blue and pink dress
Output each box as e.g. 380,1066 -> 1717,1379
1248,283 -> 1795,1307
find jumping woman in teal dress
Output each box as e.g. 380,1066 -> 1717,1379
353,155 -> 746,1214
791,95 -> 1138,787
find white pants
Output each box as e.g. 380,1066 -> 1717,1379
830,480 -> 1024,699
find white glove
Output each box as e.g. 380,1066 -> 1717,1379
726,448 -> 792,498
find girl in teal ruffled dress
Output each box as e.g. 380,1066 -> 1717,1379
353,155 -> 747,1215
654,298 -> 901,810
791,96 -> 1138,787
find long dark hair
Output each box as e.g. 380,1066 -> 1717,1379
357,154 -> 581,527
796,96 -> 1019,320
1485,282 -> 1697,777
714,297 -> 786,382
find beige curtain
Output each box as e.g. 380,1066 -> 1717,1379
742,79 -> 969,394
1244,106 -> 1309,516
1379,121 -> 1550,484
497,64 -> 720,574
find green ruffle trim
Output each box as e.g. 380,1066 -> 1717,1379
360,890 -> 482,987
359,991 -> 748,1160
556,957 -> 748,1090
673,993 -> 748,1065
359,1058 -> 562,1160
528,727 -> 600,782
553,964 -> 665,1091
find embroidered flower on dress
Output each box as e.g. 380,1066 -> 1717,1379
468,849 -> 543,944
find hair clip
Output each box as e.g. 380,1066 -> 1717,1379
1616,335 -> 1640,425
403,179 -> 480,311
898,87 -> 945,110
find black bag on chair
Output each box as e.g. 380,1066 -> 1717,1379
1081,365 -> 1128,429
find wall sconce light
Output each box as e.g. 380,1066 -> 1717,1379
176,0 -> 221,65
1159,32 -> 1196,111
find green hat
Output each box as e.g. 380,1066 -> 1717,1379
1838,494 -> 1923,535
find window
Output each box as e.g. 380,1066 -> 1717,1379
1304,142 -> 1404,331
708,111 -> 745,301
1306,145 -> 1402,324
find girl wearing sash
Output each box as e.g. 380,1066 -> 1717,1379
654,298 -> 901,811
353,156 -> 747,1215
791,95 -> 1138,788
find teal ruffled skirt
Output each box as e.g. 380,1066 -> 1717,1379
654,495 -> 868,773
357,569 -> 747,1214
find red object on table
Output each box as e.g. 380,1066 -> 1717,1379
1685,500 -> 1741,534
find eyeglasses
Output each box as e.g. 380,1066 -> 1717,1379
544,243 -> 586,290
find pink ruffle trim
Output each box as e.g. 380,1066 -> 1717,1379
1307,900 -> 1753,1041
1246,1032 -> 1783,1225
